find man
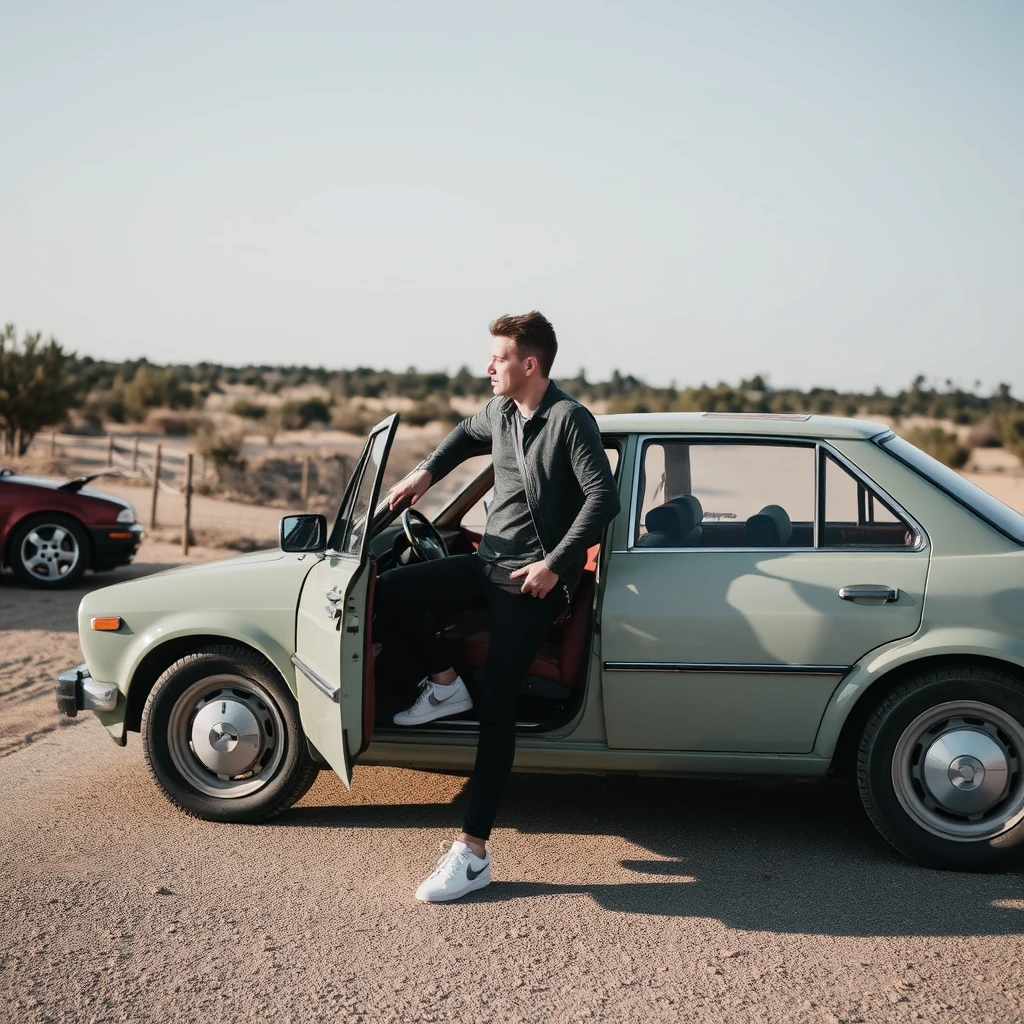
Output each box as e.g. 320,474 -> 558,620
376,311 -> 619,902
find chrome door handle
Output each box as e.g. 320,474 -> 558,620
839,585 -> 899,602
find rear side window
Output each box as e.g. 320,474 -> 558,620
823,454 -> 915,548
882,435 -> 1024,545
636,441 -> 815,548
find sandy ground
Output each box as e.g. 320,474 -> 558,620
3,462 -> 1024,1021
0,541 -> 236,759
2,721 -> 1024,1023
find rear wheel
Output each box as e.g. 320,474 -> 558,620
858,665 -> 1024,871
141,646 -> 319,823
9,513 -> 90,588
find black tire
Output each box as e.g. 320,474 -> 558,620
9,513 -> 90,588
857,664 -> 1024,871
141,645 -> 319,823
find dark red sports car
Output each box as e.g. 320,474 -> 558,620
0,469 -> 144,588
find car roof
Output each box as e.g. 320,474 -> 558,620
594,411 -> 893,440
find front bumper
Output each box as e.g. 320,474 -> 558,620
56,664 -> 118,718
88,523 -> 145,568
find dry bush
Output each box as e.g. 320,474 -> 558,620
145,410 -> 215,436
332,401 -> 380,435
966,420 -> 1003,449
403,397 -> 461,428
229,399 -> 267,420
994,412 -> 1024,460
193,425 -> 247,478
61,407 -> 105,436
904,426 -> 970,468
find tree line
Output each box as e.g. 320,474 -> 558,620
2,324 -> 1023,465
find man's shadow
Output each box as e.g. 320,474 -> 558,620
281,771 -> 1024,937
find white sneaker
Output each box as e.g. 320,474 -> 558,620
415,841 -> 491,902
393,676 -> 473,726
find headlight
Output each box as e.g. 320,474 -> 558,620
116,507 -> 136,524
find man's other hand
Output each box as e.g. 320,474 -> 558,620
388,468 -> 432,511
510,561 -> 559,598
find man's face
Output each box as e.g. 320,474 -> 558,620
486,335 -> 531,397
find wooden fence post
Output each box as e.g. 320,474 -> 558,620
301,454 -> 310,505
131,436 -> 139,471
107,434 -> 114,466
182,454 -> 193,556
50,431 -> 57,459
150,444 -> 162,529
13,427 -> 21,458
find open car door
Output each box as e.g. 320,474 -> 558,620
291,414 -> 398,787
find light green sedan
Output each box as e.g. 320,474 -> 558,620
57,412 -> 1024,871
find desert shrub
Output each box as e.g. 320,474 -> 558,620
61,406 -> 105,436
145,411 -> 214,436
403,397 -> 462,428
230,398 -> 267,420
995,412 -> 1024,462
193,426 -> 247,478
279,397 -> 332,430
904,426 -> 969,469
332,402 -> 378,435
118,365 -> 197,421
966,420 -> 1003,449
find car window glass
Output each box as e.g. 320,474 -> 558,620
636,441 -> 814,548
824,455 -> 914,548
416,455 -> 494,525
340,428 -> 390,556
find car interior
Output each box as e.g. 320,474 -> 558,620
366,441 -> 623,739
635,443 -> 916,550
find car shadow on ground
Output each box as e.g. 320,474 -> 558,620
282,772 -> 1024,936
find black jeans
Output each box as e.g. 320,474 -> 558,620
374,554 -> 565,841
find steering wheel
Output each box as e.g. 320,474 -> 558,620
401,508 -> 450,561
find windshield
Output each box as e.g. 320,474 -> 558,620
413,455 -> 493,520
881,435 -> 1024,545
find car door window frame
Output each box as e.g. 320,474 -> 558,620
624,434 -> 927,554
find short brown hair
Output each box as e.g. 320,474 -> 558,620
489,311 -> 558,377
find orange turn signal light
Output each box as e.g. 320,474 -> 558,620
107,532 -> 134,540
90,616 -> 122,632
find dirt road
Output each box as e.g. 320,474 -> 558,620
3,531 -> 1024,1022
3,722 -> 1024,1024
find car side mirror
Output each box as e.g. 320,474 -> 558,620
279,514 -> 328,553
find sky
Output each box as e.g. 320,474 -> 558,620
1,1 -> 1022,394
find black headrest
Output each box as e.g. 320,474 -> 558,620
644,505 -> 678,535
745,504 -> 793,547
668,494 -> 704,533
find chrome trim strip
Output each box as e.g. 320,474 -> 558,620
604,661 -> 850,674
291,654 -> 339,702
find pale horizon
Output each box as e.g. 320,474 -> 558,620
2,2 -> 1022,395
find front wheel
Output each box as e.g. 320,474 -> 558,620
141,646 -> 319,823
858,665 -> 1024,871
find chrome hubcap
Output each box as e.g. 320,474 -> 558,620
168,674 -> 287,799
190,698 -> 262,776
20,525 -> 80,581
893,700 -> 1024,842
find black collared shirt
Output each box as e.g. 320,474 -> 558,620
420,381 -> 620,592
